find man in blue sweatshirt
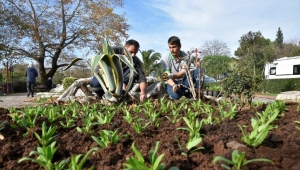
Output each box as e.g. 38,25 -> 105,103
25,63 -> 38,97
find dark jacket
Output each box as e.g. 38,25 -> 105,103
112,46 -> 146,84
25,67 -> 38,82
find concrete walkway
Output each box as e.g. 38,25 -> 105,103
0,93 -> 41,109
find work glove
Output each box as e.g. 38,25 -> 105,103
172,84 -> 180,92
161,72 -> 173,81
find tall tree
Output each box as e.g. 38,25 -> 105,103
140,49 -> 162,76
234,31 -> 275,76
201,55 -> 234,78
200,39 -> 231,57
275,27 -> 284,48
0,0 -> 130,84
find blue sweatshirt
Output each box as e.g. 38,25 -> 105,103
25,67 -> 38,82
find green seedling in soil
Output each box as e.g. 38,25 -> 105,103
34,122 -> 59,146
238,117 -> 277,147
149,111 -> 161,124
132,104 -> 142,114
212,149 -> 273,170
176,136 -> 204,157
9,108 -> 40,131
297,102 -> 300,112
92,129 -> 127,148
44,105 -> 62,123
201,104 -> 216,125
160,98 -> 172,113
76,115 -> 96,134
133,119 -> 150,133
251,100 -> 264,107
95,111 -> 114,125
295,121 -> 300,130
165,109 -> 181,124
191,99 -> 204,110
186,108 -> 198,121
143,102 -> 155,117
177,117 -> 203,139
124,141 -> 179,170
123,110 -> 136,124
60,115 -> 76,128
18,141 -> 59,170
155,118 -> 162,128
67,147 -> 99,170
61,106 -> 71,116
268,100 -> 288,113
0,120 -> 7,131
256,108 -> 280,125
218,103 -> 237,120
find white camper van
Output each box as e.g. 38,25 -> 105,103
264,56 -> 300,79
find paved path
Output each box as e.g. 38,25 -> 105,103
0,93 -> 41,109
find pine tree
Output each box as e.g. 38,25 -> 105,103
275,27 -> 284,48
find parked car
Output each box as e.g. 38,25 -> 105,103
203,75 -> 217,83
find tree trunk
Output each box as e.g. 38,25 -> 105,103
57,77 -> 92,101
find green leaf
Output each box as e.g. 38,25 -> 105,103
91,54 -> 102,72
187,137 -> 202,150
131,143 -> 144,162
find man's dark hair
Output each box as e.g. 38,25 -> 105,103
125,39 -> 140,49
168,36 -> 181,47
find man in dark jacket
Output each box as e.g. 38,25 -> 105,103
24,63 -> 38,97
90,39 -> 147,101
46,77 -> 53,92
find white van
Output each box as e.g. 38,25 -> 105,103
264,56 -> 300,79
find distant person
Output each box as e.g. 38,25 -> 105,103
24,63 -> 38,97
46,77 -> 53,92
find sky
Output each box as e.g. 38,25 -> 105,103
117,0 -> 300,58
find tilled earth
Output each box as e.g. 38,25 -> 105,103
0,98 -> 300,170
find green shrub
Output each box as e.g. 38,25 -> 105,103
62,77 -> 78,90
221,68 -> 262,107
261,78 -> 300,93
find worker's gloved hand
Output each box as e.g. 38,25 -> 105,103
172,84 -> 180,92
161,72 -> 173,81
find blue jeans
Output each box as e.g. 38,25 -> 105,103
167,69 -> 201,100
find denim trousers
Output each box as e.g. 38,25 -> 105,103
166,69 -> 200,100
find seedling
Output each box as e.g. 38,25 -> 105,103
176,136 -> 204,157
295,121 -> 300,130
213,149 -> 273,170
124,141 -> 179,170
238,118 -> 277,147
0,121 -> 7,131
92,129 -> 127,148
18,141 -> 59,169
177,117 -> 203,139
67,147 -> 99,170
34,122 -> 58,146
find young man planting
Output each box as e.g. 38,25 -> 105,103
161,36 -> 200,100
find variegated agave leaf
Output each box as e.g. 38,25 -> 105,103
91,38 -> 136,102
114,46 -> 136,96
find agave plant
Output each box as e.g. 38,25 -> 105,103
64,38 -> 136,102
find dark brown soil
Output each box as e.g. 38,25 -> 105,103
0,98 -> 300,170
